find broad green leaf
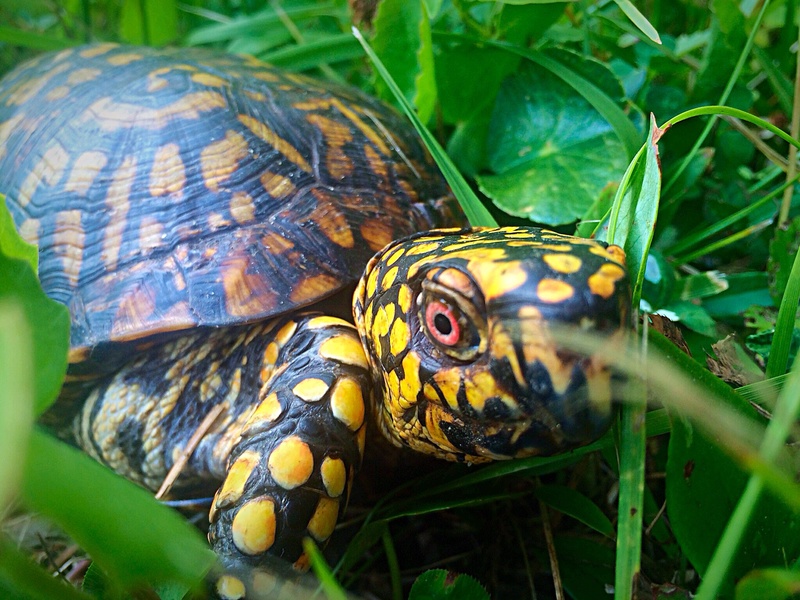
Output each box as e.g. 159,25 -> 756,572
605,116 -> 662,306
534,484 -> 615,539
0,301 -> 33,512
736,568 -> 800,600
184,3 -> 342,47
702,272 -> 772,318
767,216 -> 800,305
21,429 -> 215,589
477,60 -> 628,225
0,25 -> 77,51
0,196 -> 37,271
409,569 -> 489,600
120,0 -> 178,45
434,45 -> 519,123
0,203 -> 69,415
260,34 -> 362,71
666,421 -> 800,596
555,536 -> 615,600
747,328 -> 800,369
372,0 -> 437,123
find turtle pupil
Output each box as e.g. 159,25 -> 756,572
434,313 -> 452,335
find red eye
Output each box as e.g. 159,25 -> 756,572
425,300 -> 460,346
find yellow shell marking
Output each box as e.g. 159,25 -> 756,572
268,436 -> 314,489
200,130 -> 249,192
260,170 -> 295,198
320,456 -> 346,497
543,253 -> 582,274
329,97 -> 390,155
231,496 -> 277,555
101,155 -> 135,270
229,191 -> 256,223
216,449 -> 260,507
149,143 -> 185,197
319,334 -> 369,370
239,114 -> 311,173
360,218 -> 394,253
588,263 -> 627,299
307,497 -> 340,542
18,141 -> 70,206
65,150 -> 108,196
293,378 -> 330,402
67,67 -> 102,85
216,575 -> 246,600
106,52 -> 143,66
275,320 -> 298,345
537,279 -> 575,303
289,273 -> 339,304
83,91 -> 227,131
330,377 -> 365,431
54,209 -> 85,287
191,72 -> 227,87
45,85 -> 69,101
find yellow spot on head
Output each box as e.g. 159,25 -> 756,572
588,263 -> 626,299
307,497 -> 340,541
319,334 -> 368,370
293,377 -> 330,402
389,318 -> 410,357
320,456 -> 347,497
381,266 -> 398,290
216,449 -> 260,507
433,367 -> 461,411
537,279 -> 575,303
397,284 -> 413,314
330,377 -> 365,431
268,435 -> 313,489
307,316 -> 350,329
543,253 -> 582,274
231,496 -> 276,555
399,352 -> 422,407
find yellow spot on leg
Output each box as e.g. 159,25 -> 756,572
307,497 -> 340,542
320,456 -> 346,497
231,496 -> 277,555
330,377 -> 365,431
293,378 -> 330,402
216,575 -> 246,600
319,334 -> 368,370
216,449 -> 260,507
268,436 -> 313,489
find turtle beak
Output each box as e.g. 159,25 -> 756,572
482,307 -> 622,456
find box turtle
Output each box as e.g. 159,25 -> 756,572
0,44 -> 631,597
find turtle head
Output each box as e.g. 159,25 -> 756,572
353,226 -> 631,463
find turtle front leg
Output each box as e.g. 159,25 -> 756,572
207,315 -> 369,595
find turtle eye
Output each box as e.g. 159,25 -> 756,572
419,282 -> 485,361
425,300 -> 460,346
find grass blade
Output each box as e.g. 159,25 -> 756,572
352,26 -> 496,227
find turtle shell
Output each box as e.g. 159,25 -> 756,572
0,44 -> 463,365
